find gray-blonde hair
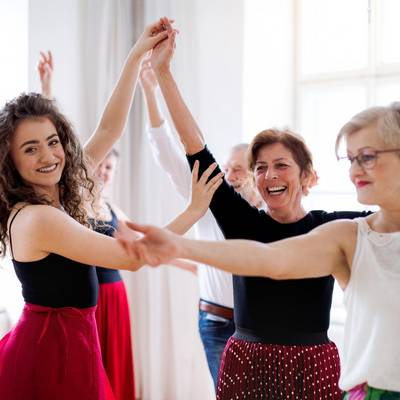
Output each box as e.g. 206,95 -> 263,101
335,102 -> 400,157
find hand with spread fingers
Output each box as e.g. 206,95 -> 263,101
188,161 -> 224,219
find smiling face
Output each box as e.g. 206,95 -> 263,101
347,125 -> 400,208
9,117 -> 65,195
96,153 -> 117,188
222,148 -> 251,193
254,143 -> 308,218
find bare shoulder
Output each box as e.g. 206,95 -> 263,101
8,203 -> 69,235
11,203 -> 63,219
314,219 -> 358,261
314,218 -> 358,239
8,204 -> 66,260
315,219 -> 359,289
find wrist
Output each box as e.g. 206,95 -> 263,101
179,237 -> 192,260
128,46 -> 145,63
142,85 -> 158,97
185,205 -> 204,220
154,66 -> 172,80
41,83 -> 51,97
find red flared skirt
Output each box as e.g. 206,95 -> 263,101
0,303 -> 114,400
95,280 -> 135,400
217,337 -> 341,400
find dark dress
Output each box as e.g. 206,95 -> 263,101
93,205 -> 135,400
187,147 -> 369,400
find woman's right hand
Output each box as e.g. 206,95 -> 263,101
187,161 -> 224,218
131,18 -> 172,59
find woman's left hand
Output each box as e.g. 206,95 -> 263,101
187,161 -> 224,218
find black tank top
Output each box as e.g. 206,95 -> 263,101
10,207 -> 98,308
92,204 -> 122,284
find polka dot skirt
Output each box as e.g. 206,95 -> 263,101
216,337 -> 341,400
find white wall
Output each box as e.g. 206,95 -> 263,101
144,0 -> 245,163
243,0 -> 294,141
0,0 -> 28,107
0,0 -> 29,334
193,0 -> 244,161
28,0 -> 85,137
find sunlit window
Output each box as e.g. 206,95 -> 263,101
296,0 -> 400,203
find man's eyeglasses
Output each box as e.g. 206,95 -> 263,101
338,148 -> 400,169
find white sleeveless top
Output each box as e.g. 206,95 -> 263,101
340,218 -> 400,392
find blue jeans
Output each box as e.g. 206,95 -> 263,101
198,310 -> 235,389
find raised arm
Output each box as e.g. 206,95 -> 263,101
38,50 -> 54,99
141,62 -> 192,199
11,205 -> 143,271
140,60 -> 164,127
165,161 -> 223,234
151,26 -> 205,155
83,19 -> 170,170
120,219 -> 355,288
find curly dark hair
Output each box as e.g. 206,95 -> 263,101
0,92 -> 97,255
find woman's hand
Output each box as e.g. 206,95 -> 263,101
139,59 -> 158,93
188,161 -> 224,218
150,20 -> 177,74
115,221 -> 183,267
131,18 -> 172,59
37,50 -> 53,99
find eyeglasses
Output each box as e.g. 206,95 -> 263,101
338,148 -> 400,169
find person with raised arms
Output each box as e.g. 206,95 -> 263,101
118,103 -> 400,400
0,19 -> 172,400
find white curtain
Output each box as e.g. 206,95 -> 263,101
81,1 -> 214,399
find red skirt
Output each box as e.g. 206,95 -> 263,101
95,280 -> 135,400
217,337 -> 341,400
0,303 -> 114,400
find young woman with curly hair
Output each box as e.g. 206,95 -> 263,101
0,19 -> 170,400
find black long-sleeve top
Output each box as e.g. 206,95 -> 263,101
187,147 -> 369,345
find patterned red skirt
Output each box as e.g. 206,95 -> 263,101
217,337 -> 341,400
96,280 -> 135,400
0,303 -> 114,400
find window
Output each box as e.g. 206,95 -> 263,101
244,0 -> 399,351
296,0 -> 400,210
294,0 -> 400,352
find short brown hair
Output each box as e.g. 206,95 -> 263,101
248,128 -> 314,178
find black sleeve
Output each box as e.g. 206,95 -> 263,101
323,210 -> 373,222
187,146 -> 264,240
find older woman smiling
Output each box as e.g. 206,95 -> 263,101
136,25 -> 371,399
